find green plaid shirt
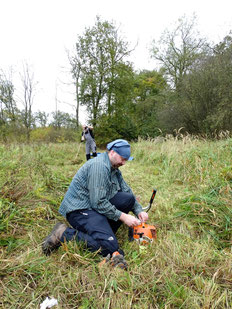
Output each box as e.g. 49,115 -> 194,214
59,152 -> 142,221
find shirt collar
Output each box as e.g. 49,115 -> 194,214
103,152 -> 112,170
103,152 -> 118,173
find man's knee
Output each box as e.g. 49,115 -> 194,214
110,192 -> 135,212
125,193 -> 135,208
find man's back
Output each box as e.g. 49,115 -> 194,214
58,152 -> 123,220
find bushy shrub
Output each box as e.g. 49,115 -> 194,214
95,114 -> 138,146
30,127 -> 81,143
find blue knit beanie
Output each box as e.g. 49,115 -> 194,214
106,139 -> 133,161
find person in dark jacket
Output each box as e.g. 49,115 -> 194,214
42,139 -> 148,269
81,124 -> 97,160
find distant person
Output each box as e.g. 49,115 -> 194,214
42,139 -> 148,269
81,124 -> 97,160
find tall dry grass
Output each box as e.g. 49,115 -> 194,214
0,137 -> 231,308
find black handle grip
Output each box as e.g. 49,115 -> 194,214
149,189 -> 157,205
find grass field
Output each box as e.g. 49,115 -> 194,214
0,137 -> 231,308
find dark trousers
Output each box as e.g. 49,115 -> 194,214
61,192 -> 135,256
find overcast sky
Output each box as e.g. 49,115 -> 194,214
1,0 -> 232,123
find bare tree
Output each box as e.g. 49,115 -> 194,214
150,15 -> 207,91
19,62 -> 37,141
68,53 -> 81,127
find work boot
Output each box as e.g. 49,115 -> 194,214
99,251 -> 128,270
42,222 -> 67,256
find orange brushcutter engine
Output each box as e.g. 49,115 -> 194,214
130,189 -> 157,244
133,222 -> 157,245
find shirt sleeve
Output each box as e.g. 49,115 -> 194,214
117,170 -> 143,216
87,162 -> 122,221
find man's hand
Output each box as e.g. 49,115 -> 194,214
119,213 -> 141,227
138,211 -> 149,223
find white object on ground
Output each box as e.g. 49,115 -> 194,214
40,297 -> 58,309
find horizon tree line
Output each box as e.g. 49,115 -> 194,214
0,15 -> 231,143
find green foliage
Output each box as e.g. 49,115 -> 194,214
71,16 -> 133,125
1,16 -> 232,142
50,110 -> 77,129
0,73 -> 17,123
150,19 -> 232,134
30,127 -> 55,142
30,127 -> 80,143
133,70 -> 168,137
179,34 -> 232,133
95,113 -> 138,146
34,110 -> 49,127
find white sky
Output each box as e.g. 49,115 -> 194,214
1,0 -> 232,123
